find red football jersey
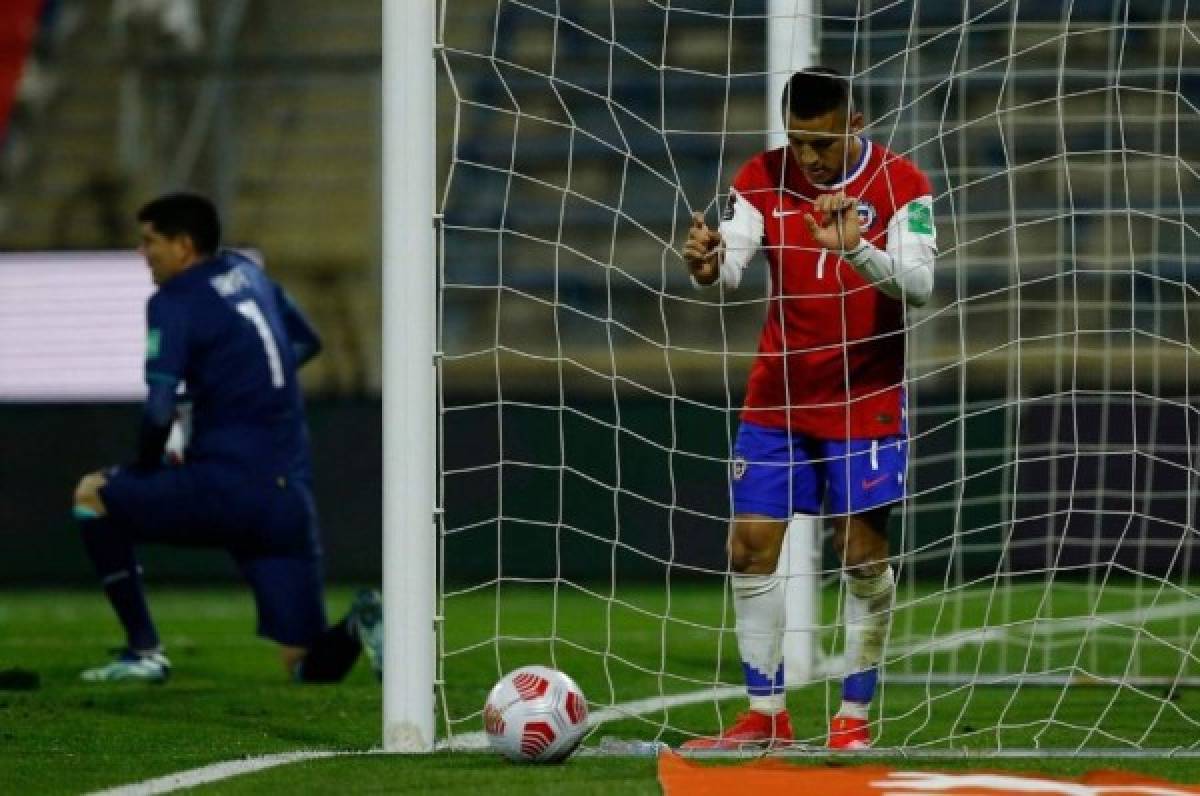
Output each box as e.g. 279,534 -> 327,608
727,138 -> 932,439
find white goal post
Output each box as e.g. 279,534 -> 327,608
382,0 -> 437,753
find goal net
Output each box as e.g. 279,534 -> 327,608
433,0 -> 1200,753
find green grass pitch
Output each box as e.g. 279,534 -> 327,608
3,584 -> 1200,793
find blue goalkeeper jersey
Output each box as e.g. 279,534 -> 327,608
143,250 -> 320,482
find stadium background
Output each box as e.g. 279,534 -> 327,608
0,0 -> 1194,589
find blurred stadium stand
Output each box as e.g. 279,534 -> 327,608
0,1 -> 384,584
0,0 -> 381,395
439,0 -> 1199,396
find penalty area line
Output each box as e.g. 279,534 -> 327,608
85,749 -> 363,796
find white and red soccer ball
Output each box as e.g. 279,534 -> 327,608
483,665 -> 588,763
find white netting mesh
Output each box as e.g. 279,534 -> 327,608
435,0 -> 1200,752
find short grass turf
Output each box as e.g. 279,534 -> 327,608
4,583 -> 1200,794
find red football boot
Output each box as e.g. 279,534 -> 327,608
681,710 -> 794,750
827,715 -> 871,749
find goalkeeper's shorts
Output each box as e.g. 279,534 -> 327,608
730,420 -> 907,518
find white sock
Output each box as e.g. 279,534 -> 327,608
840,565 -> 894,714
733,572 -> 785,714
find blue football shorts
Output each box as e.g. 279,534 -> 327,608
730,420 -> 907,518
100,464 -> 328,647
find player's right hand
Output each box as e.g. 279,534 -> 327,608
163,419 -> 186,466
682,212 -> 722,285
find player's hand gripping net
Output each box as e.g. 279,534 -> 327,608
682,212 -> 723,285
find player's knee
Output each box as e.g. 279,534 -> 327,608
730,545 -> 765,574
830,526 -> 848,555
839,537 -> 888,578
831,515 -> 889,576
729,528 -> 781,574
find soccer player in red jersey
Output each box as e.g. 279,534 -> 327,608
680,68 -> 937,750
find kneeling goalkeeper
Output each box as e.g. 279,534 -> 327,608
72,192 -> 380,684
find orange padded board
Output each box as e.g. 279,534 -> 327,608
659,751 -> 1200,795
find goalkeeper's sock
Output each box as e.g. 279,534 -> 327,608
840,565 -> 894,716
733,572 -> 785,714
294,617 -> 361,683
78,516 -> 160,653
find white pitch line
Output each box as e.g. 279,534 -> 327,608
85,750 -> 359,796
886,598 -> 1200,659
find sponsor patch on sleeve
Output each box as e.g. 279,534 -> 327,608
906,199 -> 933,235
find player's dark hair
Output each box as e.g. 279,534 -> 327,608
137,192 -> 221,255
781,67 -> 855,121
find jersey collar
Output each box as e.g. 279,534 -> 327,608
810,136 -> 872,190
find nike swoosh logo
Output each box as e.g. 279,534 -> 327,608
771,208 -> 806,218
861,474 -> 890,491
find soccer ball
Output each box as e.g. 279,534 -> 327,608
483,665 -> 588,763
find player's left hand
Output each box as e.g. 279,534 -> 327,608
804,192 -> 861,252
73,471 -> 109,518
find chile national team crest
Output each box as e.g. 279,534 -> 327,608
856,200 -> 877,230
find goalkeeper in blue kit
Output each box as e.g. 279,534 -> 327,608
72,192 -> 381,684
